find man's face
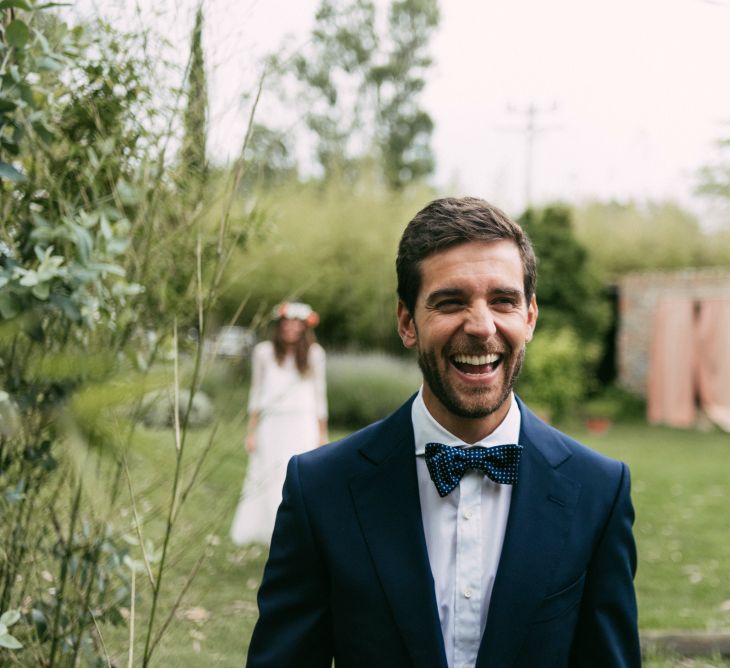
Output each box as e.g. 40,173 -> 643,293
397,240 -> 538,438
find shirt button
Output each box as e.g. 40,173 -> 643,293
463,509 -> 473,519
463,588 -> 472,598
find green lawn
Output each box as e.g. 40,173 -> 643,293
575,421 -> 730,634
95,383 -> 730,666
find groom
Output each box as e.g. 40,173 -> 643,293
246,197 -> 640,667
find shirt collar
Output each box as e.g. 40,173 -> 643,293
412,387 -> 522,455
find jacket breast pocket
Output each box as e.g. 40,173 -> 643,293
530,572 -> 586,624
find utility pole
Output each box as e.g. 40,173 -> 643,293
506,102 -> 558,210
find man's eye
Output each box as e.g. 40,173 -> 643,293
436,300 -> 463,310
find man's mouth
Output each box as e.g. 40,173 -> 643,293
451,353 -> 502,375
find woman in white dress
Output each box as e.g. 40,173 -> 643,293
230,302 -> 328,544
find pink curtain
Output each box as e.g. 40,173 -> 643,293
695,300 -> 730,431
647,299 -> 697,428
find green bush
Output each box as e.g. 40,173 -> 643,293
217,181 -> 435,352
516,327 -> 597,421
583,385 -> 646,422
326,351 -> 422,428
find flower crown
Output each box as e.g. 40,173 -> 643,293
273,302 -> 320,327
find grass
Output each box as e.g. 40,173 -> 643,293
89,367 -> 730,666
574,421 -> 730,634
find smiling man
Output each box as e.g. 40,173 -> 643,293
247,197 -> 640,668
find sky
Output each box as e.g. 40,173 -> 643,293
79,0 -> 730,223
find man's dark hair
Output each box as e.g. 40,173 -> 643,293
396,196 -> 537,314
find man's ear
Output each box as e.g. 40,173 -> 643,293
397,300 -> 418,349
525,294 -> 538,343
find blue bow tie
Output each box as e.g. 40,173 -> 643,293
424,442 -> 523,497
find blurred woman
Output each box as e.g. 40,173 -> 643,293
230,302 -> 328,545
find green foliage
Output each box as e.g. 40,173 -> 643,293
572,200 -> 730,275
326,350 -> 421,427
520,204 -> 610,344
293,0 -> 439,188
582,384 -> 645,421
372,0 -> 439,189
517,327 -> 595,420
294,0 -> 377,180
697,134 -> 730,206
217,181 -> 434,350
0,5 -> 259,666
0,609 -> 22,649
180,5 -> 208,196
240,123 -> 297,190
516,205 -> 609,414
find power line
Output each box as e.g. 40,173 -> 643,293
505,102 -> 559,210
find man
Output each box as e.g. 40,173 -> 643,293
247,197 -> 640,667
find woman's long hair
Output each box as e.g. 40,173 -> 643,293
271,321 -> 316,374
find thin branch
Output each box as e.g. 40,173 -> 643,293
123,458 -> 156,588
147,539 -> 207,657
173,422 -> 219,525
89,607 -> 113,668
127,567 -> 136,668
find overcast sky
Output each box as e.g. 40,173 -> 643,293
83,0 -> 730,222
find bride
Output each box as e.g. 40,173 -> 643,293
230,302 -> 328,545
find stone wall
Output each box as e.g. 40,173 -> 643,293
617,270 -> 730,395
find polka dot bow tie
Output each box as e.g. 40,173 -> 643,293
424,442 -> 523,497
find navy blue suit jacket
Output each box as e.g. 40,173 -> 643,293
247,396 -> 640,667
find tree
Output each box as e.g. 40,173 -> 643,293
241,123 -> 297,190
697,130 -> 730,203
294,0 -> 377,182
520,205 -> 610,344
294,0 -> 439,189
371,0 -> 439,189
180,4 -> 208,196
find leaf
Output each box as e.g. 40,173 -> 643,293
49,293 -> 81,321
36,56 -> 62,72
31,282 -> 50,300
0,610 -> 20,626
0,161 -> 25,182
0,632 -> 23,649
0,292 -> 19,319
0,97 -> 17,113
5,20 -> 30,49
0,0 -> 32,9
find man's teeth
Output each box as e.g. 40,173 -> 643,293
453,353 -> 500,365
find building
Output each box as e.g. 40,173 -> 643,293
617,269 -> 730,430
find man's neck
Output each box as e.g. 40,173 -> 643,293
421,389 -> 513,445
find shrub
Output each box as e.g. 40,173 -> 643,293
326,351 -> 421,428
216,181 -> 435,352
516,327 -> 597,421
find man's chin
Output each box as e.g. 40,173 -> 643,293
449,392 -> 510,419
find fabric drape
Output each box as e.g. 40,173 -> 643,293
695,300 -> 730,432
647,298 -> 730,431
647,299 -> 696,428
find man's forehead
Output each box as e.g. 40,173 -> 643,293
415,240 -> 525,297
419,240 -> 523,275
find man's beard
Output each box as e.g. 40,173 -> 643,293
417,344 -> 525,419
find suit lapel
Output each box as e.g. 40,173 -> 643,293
349,400 -> 448,668
477,399 -> 582,668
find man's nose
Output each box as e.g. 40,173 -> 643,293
463,302 -> 497,338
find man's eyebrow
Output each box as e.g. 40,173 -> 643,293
492,288 -> 524,300
425,288 -> 466,304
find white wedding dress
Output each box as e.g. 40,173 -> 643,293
230,341 -> 327,544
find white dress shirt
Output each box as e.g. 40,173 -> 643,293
412,389 -> 521,668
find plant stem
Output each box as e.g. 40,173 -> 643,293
47,479 -> 83,668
